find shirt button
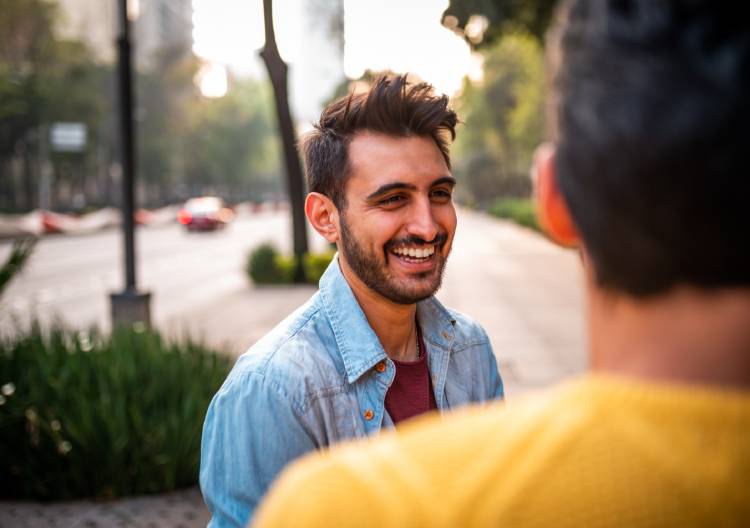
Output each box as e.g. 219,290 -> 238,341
363,409 -> 375,421
442,331 -> 450,339
374,361 -> 386,373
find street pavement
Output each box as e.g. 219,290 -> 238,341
0,207 -> 586,527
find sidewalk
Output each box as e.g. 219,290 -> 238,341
1,210 -> 586,527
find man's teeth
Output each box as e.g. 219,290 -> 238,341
392,245 -> 436,258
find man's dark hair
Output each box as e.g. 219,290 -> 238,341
301,75 -> 457,210
552,0 -> 750,296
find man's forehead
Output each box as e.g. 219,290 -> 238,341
346,132 -> 450,189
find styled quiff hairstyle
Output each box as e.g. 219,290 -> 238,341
300,74 -> 458,210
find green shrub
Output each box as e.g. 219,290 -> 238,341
247,244 -> 335,285
0,322 -> 231,500
273,254 -> 296,284
489,198 -> 541,232
246,243 -> 288,284
303,251 -> 336,284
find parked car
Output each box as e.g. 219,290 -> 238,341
177,197 -> 234,231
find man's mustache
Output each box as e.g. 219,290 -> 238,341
386,233 -> 448,250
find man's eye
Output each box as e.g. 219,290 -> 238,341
431,189 -> 452,200
380,195 -> 405,205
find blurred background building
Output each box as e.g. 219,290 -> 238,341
56,0 -> 117,63
136,0 -> 193,67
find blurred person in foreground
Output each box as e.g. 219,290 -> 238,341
253,1 -> 750,526
200,75 -> 504,527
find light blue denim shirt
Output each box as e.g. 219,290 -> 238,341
200,258 -> 503,527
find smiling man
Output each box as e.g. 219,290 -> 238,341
199,75 -> 503,527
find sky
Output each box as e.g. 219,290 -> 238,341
191,0 -> 480,116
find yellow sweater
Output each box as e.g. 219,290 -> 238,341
254,376 -> 750,528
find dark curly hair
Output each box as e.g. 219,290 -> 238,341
551,0 -> 750,296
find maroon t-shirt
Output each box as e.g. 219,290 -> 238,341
384,330 -> 437,424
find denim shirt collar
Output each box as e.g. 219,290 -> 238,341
318,256 -> 457,384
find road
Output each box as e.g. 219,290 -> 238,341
0,207 -> 586,395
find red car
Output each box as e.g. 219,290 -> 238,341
177,197 -> 234,231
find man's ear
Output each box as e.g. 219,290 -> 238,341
305,192 -> 340,244
533,143 -> 579,247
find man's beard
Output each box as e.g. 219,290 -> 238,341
338,213 -> 450,305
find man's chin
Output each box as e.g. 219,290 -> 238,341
385,278 -> 442,304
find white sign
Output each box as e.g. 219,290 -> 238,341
51,122 -> 87,152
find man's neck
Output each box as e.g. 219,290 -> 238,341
588,285 -> 750,390
338,258 -> 419,362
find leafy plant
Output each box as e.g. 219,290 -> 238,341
246,243 -> 289,284
303,251 -> 336,284
246,243 -> 335,285
0,322 -> 231,500
490,198 -> 541,232
0,237 -> 36,297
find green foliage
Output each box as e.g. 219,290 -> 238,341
489,198 -> 540,232
0,323 -> 231,500
0,0 -> 283,211
442,0 -> 558,47
247,244 -> 335,285
453,32 -> 544,207
182,79 -> 283,202
303,251 -> 336,284
247,243 -> 289,284
0,237 -> 36,297
0,0 -> 57,160
0,0 -> 117,211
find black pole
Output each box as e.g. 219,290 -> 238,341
260,0 -> 309,283
117,0 -> 136,292
111,0 -> 150,326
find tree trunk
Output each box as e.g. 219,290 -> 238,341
260,0 -> 308,283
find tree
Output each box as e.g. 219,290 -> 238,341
259,0 -> 308,282
441,0 -> 558,47
182,78 -> 282,202
0,0 -> 57,210
0,0 -> 113,212
452,32 -> 544,207
136,46 -> 200,206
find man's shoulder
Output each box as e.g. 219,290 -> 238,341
445,308 -> 491,348
420,297 -> 490,349
220,294 -> 346,406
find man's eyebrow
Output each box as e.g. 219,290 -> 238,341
432,176 -> 457,188
365,176 -> 457,201
366,182 -> 417,201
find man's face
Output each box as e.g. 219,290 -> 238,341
336,132 -> 457,305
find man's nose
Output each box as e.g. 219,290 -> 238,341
406,198 -> 439,242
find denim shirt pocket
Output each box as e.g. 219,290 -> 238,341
305,384 -> 365,444
444,341 -> 498,407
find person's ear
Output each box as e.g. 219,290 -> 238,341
533,143 -> 579,247
305,192 -> 340,244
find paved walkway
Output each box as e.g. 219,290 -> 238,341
1,209 -> 586,527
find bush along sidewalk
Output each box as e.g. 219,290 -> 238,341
489,198 -> 541,232
0,322 -> 231,501
246,243 -> 335,286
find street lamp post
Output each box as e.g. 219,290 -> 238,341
110,0 -> 151,327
